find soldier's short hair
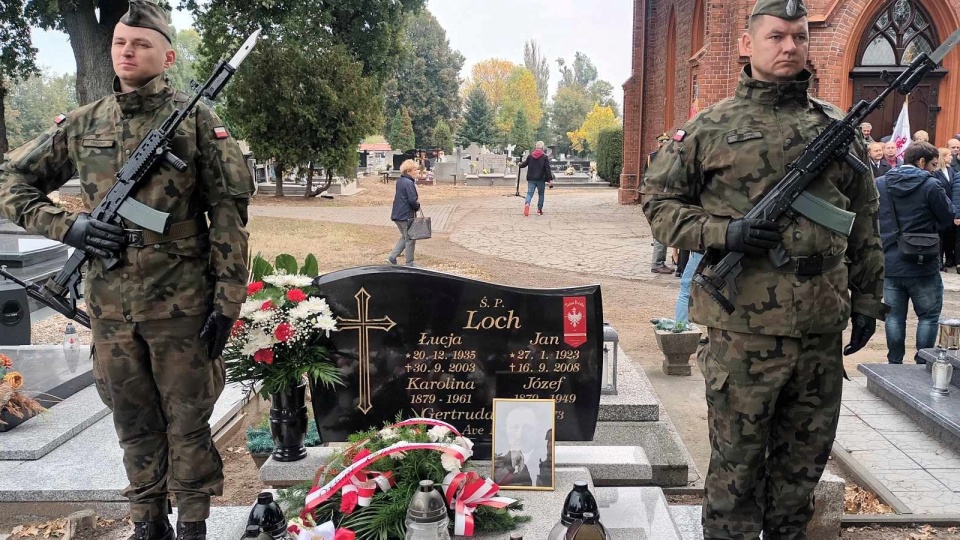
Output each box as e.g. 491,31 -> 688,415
903,141 -> 939,167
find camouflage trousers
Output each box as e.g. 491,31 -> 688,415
697,328 -> 843,540
91,315 -> 225,523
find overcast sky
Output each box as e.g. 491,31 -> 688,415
30,0 -> 634,106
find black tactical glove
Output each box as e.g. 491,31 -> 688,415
843,312 -> 876,356
200,310 -> 235,359
725,218 -> 781,255
63,213 -> 125,259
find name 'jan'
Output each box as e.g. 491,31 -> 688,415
522,376 -> 566,392
530,332 -> 559,345
463,309 -> 521,330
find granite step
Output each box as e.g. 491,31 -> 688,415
599,354 -> 660,422
594,486 -> 683,539
572,420 -> 692,487
669,505 -> 703,540
0,383 -> 252,506
260,445 -> 653,488
172,506 -> 251,540
0,385 -> 110,460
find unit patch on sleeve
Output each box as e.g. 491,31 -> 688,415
213,126 -> 230,139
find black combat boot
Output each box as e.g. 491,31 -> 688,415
128,519 -> 175,540
177,521 -> 207,540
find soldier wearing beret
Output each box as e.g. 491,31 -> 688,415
643,0 -> 884,537
0,1 -> 253,539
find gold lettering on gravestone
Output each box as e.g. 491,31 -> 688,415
337,288 -> 396,414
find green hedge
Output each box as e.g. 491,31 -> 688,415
596,127 -> 624,186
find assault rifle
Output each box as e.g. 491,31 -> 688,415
694,27 -> 960,315
0,30 -> 261,328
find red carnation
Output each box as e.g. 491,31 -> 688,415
247,281 -> 264,295
231,319 -> 246,337
274,322 -> 294,342
261,300 -> 274,311
340,490 -> 359,514
253,348 -> 274,365
286,289 -> 307,303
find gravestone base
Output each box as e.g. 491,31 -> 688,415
326,178 -> 358,196
858,363 -> 960,452
0,346 -> 93,432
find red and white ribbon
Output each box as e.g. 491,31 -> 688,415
339,448 -> 396,514
442,471 -> 516,536
302,441 -> 470,517
287,517 -> 355,540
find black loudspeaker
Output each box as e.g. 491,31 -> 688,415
0,281 -> 30,345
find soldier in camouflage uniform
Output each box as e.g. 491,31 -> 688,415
642,0 -> 884,538
0,2 -> 253,539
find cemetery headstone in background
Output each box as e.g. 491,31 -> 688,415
309,266 -> 603,459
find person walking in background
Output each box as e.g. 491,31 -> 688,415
877,142 -> 955,364
518,141 -> 553,216
938,147 -> 956,269
647,133 -> 675,274
674,251 -> 704,323
388,159 -> 421,266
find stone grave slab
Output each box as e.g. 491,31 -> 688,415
310,266 -> 604,460
171,506 -> 250,540
919,348 -> 960,388
594,486 -> 682,539
668,505 -> 702,540
580,421 -> 691,486
464,143 -> 482,162
479,153 -> 507,175
599,351 -> 659,422
0,382 -> 251,503
858,363 -> 960,447
0,386 -> 109,460
0,346 -> 93,431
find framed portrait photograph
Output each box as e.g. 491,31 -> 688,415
491,398 -> 556,491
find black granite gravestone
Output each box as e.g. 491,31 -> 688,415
0,346 -> 93,431
309,266 -> 603,460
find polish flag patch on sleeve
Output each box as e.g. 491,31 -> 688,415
212,126 -> 230,139
673,130 -> 687,142
54,114 -> 67,125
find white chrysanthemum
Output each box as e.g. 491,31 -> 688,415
315,314 -> 338,337
262,272 -> 290,288
289,298 -> 330,320
263,272 -> 314,288
440,452 -> 462,472
251,310 -> 276,325
427,425 -> 452,442
289,275 -> 314,287
239,300 -> 261,319
241,329 -> 275,356
378,427 -> 399,440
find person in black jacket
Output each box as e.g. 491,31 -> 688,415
388,159 -> 421,266
877,142 -> 955,364
868,142 -> 891,179
518,141 -> 554,216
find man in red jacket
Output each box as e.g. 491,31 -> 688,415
518,141 -> 554,216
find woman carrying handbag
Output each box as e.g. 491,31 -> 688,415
388,159 -> 423,266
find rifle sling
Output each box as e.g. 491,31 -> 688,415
124,216 -> 207,247
790,191 -> 856,237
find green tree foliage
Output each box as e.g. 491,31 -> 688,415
166,27 -> 201,94
4,69 -> 77,149
389,107 -> 416,151
554,52 -> 619,121
458,86 -> 495,147
0,0 -> 38,153
511,109 -> 533,155
551,86 -> 593,155
596,126 -> 623,186
535,110 -> 552,147
523,40 -> 549,104
384,11 -> 463,147
430,118 -> 453,154
190,0 -> 419,196
21,0 -> 132,104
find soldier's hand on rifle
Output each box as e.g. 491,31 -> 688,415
63,213 -> 126,260
200,309 -> 235,359
843,312 -> 876,356
725,218 -> 781,255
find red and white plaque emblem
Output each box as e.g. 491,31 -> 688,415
563,296 -> 588,348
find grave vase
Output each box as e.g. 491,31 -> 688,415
269,379 -> 308,462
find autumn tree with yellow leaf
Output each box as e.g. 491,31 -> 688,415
496,67 -> 542,141
567,104 -> 620,155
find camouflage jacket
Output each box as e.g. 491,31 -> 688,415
642,68 -> 884,337
0,75 -> 253,322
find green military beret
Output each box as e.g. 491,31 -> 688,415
119,0 -> 172,43
751,0 -> 808,21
